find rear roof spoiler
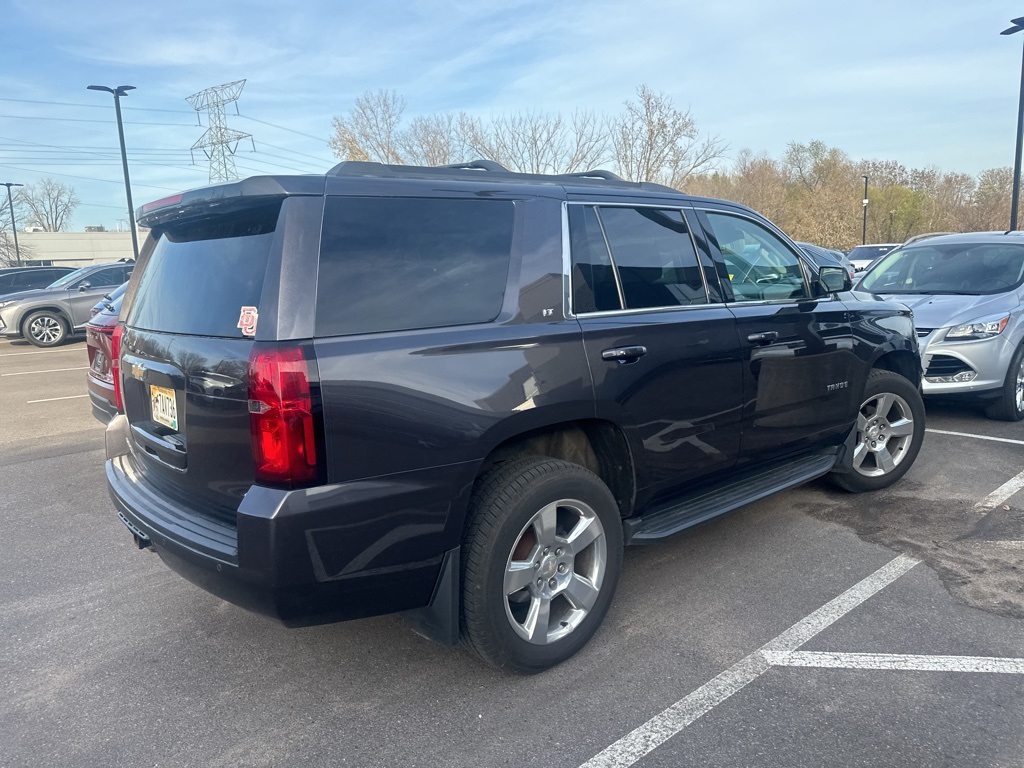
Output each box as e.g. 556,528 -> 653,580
137,175 -> 325,228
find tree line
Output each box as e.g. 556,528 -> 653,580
329,87 -> 1012,251
0,179 -> 79,265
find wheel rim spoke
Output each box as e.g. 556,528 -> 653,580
876,446 -> 896,473
564,573 -> 599,611
873,393 -> 894,418
523,595 -> 551,642
533,501 -> 558,544
564,515 -> 599,555
505,561 -> 536,596
887,418 -> 914,437
852,441 -> 868,469
857,411 -> 869,432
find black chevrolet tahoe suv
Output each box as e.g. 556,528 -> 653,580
106,160 -> 924,672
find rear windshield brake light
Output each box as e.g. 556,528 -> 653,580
141,193 -> 184,213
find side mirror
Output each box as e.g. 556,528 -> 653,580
817,266 -> 851,295
78,282 -> 91,292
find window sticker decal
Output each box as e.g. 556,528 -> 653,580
237,306 -> 258,337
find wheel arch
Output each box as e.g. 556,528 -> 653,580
19,304 -> 74,334
869,349 -> 922,387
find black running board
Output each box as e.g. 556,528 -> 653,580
624,452 -> 837,544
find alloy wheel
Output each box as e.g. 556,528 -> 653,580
503,498 -> 607,644
851,391 -> 916,477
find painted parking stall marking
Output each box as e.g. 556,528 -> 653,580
976,468 -> 1024,510
763,651 -> 1024,675
580,555 -> 920,768
27,394 -> 89,404
926,428 -> 1024,447
1,366 -> 89,377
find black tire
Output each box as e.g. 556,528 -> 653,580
831,369 -> 925,493
461,456 -> 623,673
984,343 -> 1024,422
22,310 -> 68,348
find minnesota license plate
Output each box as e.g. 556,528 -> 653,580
150,384 -> 178,431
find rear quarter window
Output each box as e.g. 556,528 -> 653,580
126,202 -> 280,337
315,197 -> 515,337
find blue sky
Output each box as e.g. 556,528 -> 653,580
0,0 -> 1021,230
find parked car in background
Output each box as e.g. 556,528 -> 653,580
848,243 -> 900,272
797,242 -> 857,281
857,232 -> 1024,420
0,261 -> 134,347
86,283 -> 127,424
0,265 -> 76,297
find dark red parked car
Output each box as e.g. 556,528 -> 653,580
86,283 -> 126,423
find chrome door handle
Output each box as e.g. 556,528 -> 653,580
602,346 -> 647,362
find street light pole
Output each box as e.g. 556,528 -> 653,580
2,182 -> 24,266
1001,17 -> 1024,231
87,85 -> 140,259
861,175 -> 869,245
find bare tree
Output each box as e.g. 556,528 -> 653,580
457,110 -> 608,173
17,179 -> 78,232
611,85 -> 725,187
329,89 -> 406,164
399,113 -> 464,167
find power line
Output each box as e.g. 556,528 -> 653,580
0,164 -> 180,191
237,114 -> 328,143
1,114 -> 196,127
0,97 -> 195,115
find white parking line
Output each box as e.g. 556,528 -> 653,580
579,555 -> 919,768
926,428 -> 1024,447
0,348 -> 84,357
27,394 -> 89,404
764,651 -> 1024,675
976,469 -> 1024,510
0,366 -> 89,377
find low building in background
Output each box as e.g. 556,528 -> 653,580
17,230 -> 144,266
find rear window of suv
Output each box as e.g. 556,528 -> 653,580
126,202 -> 280,337
316,197 -> 514,337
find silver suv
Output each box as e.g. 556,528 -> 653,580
0,261 -> 134,347
856,232 -> 1024,420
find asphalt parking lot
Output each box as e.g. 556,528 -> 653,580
2,337 -> 1023,767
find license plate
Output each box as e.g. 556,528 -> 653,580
150,384 -> 178,431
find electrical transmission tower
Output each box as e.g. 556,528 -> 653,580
186,79 -> 254,183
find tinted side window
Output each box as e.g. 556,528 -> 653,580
85,268 -> 124,287
598,207 -> 707,309
316,197 -> 514,337
705,212 -> 809,302
0,274 -> 16,289
569,205 -> 621,313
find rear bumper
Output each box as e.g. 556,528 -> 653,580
104,416 -> 469,627
88,380 -> 118,424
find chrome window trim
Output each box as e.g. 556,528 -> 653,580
591,208 -> 627,311
563,200 -> 713,318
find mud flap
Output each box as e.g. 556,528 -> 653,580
403,546 -> 460,646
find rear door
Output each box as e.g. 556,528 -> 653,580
696,207 -> 857,461
119,199 -> 287,517
568,200 -> 744,505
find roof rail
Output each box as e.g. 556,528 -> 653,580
438,159 -> 509,172
563,169 -> 624,181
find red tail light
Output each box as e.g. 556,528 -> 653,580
248,345 -> 319,486
111,323 -> 124,411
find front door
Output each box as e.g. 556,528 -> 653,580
568,202 -> 745,505
697,209 -> 857,462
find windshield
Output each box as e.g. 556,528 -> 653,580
847,245 -> 893,261
47,265 -> 94,288
859,242 -> 1024,295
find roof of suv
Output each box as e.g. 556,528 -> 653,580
137,160 -> 760,227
